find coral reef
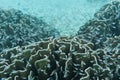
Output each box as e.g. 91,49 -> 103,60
0,36 -> 119,80
104,35 -> 120,53
103,36 -> 120,80
0,1 -> 120,80
0,9 -> 59,52
77,1 -> 120,49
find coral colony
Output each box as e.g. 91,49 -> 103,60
0,1 -> 120,80
0,9 -> 58,52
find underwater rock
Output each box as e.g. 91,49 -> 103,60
0,8 -> 59,52
77,1 -> 120,49
0,37 -> 119,80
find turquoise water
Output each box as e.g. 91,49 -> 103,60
1,0 -> 120,80
0,0 -> 109,36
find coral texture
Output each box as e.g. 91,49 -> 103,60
0,1 -> 120,80
0,9 -> 59,52
104,35 -> 120,53
77,1 -> 120,49
0,37 -> 119,80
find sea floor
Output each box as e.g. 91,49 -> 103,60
0,0 -> 109,36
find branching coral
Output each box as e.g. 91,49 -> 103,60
0,37 -> 119,80
0,9 -> 59,52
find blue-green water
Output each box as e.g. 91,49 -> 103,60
0,0 -> 109,36
1,0 -> 120,80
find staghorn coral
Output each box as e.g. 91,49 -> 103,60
0,37 -> 119,80
77,1 -> 120,49
0,8 -> 59,52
